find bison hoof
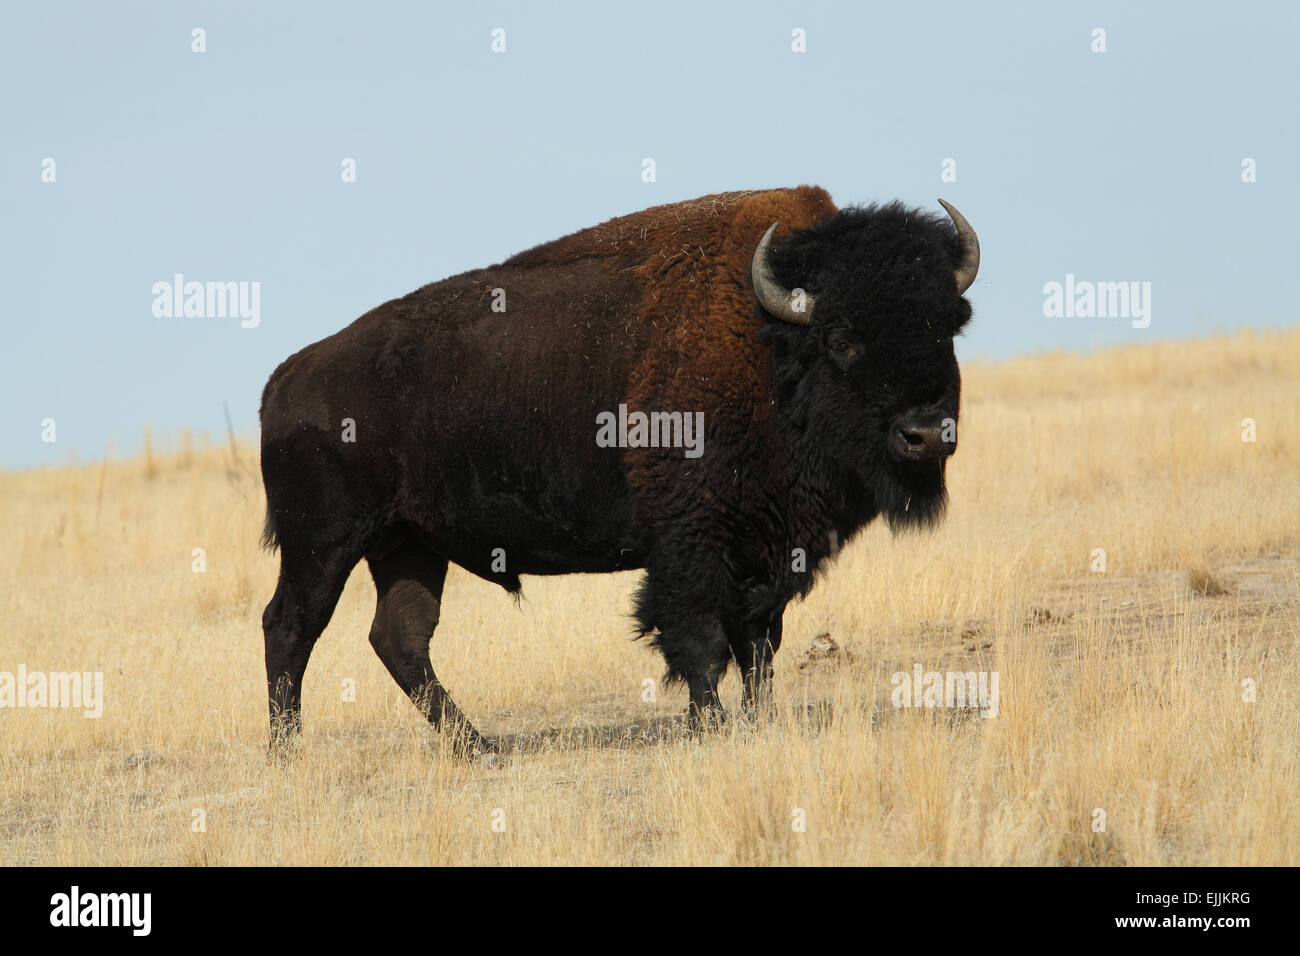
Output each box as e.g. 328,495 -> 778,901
687,706 -> 727,735
441,722 -> 503,763
266,735 -> 304,765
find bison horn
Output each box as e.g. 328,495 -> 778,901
751,222 -> 814,326
937,199 -> 980,295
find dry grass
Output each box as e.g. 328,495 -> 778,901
1,327 -> 1297,865
1186,566 -> 1232,597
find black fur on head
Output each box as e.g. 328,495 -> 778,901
758,201 -> 973,533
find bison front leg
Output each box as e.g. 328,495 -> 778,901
731,607 -> 785,720
655,616 -> 731,732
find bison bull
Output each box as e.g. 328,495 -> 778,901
259,186 -> 979,755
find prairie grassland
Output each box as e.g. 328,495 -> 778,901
1,328 -> 1297,865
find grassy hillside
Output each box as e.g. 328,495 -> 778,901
2,327 -> 1297,864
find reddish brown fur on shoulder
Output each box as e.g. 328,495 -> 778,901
503,186 -> 839,440
602,187 -> 839,503
501,187 -> 840,494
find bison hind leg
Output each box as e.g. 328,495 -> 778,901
366,536 -> 493,757
263,541 -> 359,754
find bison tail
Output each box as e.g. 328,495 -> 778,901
260,506 -> 280,553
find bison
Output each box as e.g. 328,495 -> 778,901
259,186 -> 979,755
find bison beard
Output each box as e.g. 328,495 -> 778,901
258,186 -> 978,754
880,462 -> 949,533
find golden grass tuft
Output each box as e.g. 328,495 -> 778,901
1186,566 -> 1232,597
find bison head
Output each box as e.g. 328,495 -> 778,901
753,199 -> 979,532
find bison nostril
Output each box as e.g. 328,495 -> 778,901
892,421 -> 949,461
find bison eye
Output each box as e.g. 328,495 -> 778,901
826,332 -> 859,366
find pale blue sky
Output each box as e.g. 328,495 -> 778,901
2,1 -> 1296,468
